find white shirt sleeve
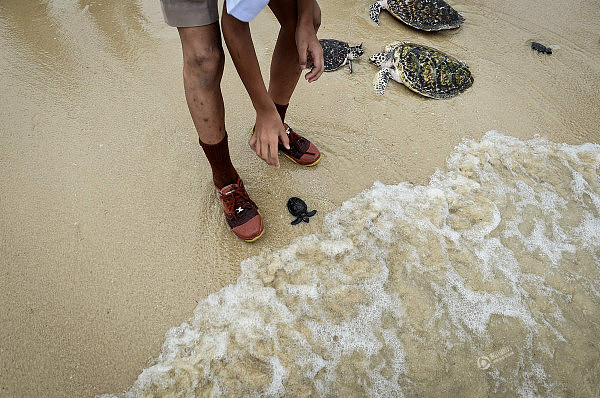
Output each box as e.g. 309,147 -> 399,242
226,0 -> 270,22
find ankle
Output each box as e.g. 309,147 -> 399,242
198,133 -> 239,189
213,171 -> 239,189
275,103 -> 289,124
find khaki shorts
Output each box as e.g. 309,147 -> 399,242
160,0 -> 219,27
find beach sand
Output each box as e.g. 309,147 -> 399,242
0,0 -> 599,396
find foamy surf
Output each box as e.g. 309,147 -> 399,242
103,131 -> 600,397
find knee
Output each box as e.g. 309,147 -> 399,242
183,45 -> 224,84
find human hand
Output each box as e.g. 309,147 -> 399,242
295,22 -> 323,83
250,109 -> 290,168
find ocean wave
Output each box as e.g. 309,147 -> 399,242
102,131 -> 600,397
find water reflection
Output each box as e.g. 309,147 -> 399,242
0,0 -> 75,81
75,0 -> 155,62
0,0 -> 157,88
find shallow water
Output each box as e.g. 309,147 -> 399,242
105,132 -> 600,397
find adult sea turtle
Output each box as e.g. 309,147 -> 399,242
320,39 -> 364,73
369,41 -> 473,98
369,0 -> 464,31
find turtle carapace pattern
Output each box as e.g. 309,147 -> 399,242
369,41 -> 473,98
369,0 -> 464,31
287,197 -> 317,225
320,39 -> 364,73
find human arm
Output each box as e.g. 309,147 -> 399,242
295,0 -> 323,82
221,4 -> 290,168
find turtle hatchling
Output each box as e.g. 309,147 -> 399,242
320,39 -> 364,73
531,41 -> 552,54
287,197 -> 316,225
369,41 -> 473,98
369,0 -> 464,31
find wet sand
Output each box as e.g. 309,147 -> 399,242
0,0 -> 598,396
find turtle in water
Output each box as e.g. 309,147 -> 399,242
287,197 -> 316,225
320,39 -> 364,73
369,0 -> 464,31
369,41 -> 473,98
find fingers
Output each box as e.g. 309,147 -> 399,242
279,129 -> 290,150
260,136 -> 279,168
268,141 -> 280,169
250,132 -> 280,168
304,43 -> 324,82
298,45 -> 308,70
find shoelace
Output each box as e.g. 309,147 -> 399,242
284,126 -> 316,156
220,186 -> 253,216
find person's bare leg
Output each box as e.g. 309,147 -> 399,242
179,23 -> 226,144
267,0 -> 321,107
264,0 -> 323,166
178,23 -> 238,188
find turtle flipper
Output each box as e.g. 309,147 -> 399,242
303,217 -> 309,223
349,60 -> 353,74
306,210 -> 317,217
369,52 -> 386,68
291,217 -> 302,225
369,2 -> 382,25
374,69 -> 391,95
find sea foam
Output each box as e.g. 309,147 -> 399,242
103,132 -> 600,397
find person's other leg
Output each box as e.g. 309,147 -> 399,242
265,0 -> 322,166
178,24 -> 239,188
267,0 -> 321,122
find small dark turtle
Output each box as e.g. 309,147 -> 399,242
287,197 -> 317,225
531,41 -> 552,54
369,0 -> 464,31
370,41 -> 473,98
320,39 -> 364,73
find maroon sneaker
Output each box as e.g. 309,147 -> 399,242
278,124 -> 321,166
216,177 -> 264,242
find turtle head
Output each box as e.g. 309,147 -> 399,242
348,43 -> 364,60
369,52 -> 387,68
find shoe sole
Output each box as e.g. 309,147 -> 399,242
283,152 -> 322,167
243,227 -> 264,242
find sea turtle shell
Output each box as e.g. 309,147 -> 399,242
287,197 -> 317,225
386,0 -> 463,31
320,39 -> 351,71
287,197 -> 308,217
392,42 -> 473,98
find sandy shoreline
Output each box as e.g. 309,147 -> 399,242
1,0 -> 599,396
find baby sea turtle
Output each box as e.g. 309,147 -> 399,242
287,197 -> 316,225
531,41 -> 552,54
369,0 -> 464,31
369,41 -> 473,98
320,39 -> 364,73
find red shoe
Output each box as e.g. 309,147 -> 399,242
216,177 -> 264,242
278,124 -> 321,166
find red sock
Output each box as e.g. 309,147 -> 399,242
198,133 -> 239,189
275,103 -> 289,124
